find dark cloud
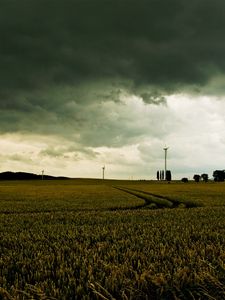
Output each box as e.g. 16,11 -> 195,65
1,0 -> 225,94
39,144 -> 98,160
138,91 -> 166,105
0,0 -> 225,146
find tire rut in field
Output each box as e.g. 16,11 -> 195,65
118,187 -> 180,207
113,186 -> 199,209
113,186 -> 173,209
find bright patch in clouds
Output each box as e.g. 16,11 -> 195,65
1,94 -> 225,179
164,95 -> 225,178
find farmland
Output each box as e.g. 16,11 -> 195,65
1,180 -> 225,299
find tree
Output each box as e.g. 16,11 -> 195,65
213,170 -> 225,182
181,177 -> 188,183
157,171 -> 159,180
193,174 -> 201,182
201,173 -> 208,182
166,170 -> 171,181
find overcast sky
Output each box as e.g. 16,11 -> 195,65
1,0 -> 225,179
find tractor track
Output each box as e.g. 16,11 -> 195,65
113,186 -> 199,209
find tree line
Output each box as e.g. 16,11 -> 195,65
156,170 -> 172,181
182,170 -> 225,182
157,170 -> 225,182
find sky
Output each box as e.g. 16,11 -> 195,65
1,0 -> 225,180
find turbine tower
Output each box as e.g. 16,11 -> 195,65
163,146 -> 169,180
102,166 -> 105,180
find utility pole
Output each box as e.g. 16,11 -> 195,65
163,146 -> 169,180
102,166 -> 105,180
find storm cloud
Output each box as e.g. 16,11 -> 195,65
1,0 -> 225,95
1,1 -> 225,128
1,0 -> 225,177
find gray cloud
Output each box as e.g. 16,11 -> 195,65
1,0 -> 225,151
1,0 -> 225,96
39,144 -> 99,160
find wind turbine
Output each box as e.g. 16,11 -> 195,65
163,146 -> 169,180
102,166 -> 105,180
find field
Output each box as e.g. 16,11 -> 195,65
1,179 -> 225,299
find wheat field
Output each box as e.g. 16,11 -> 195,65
1,179 -> 225,299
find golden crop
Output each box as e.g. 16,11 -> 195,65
0,180 -> 225,299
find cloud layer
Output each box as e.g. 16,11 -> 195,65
1,0 -> 225,96
1,0 -> 225,177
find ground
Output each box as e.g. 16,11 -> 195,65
0,179 -> 225,299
